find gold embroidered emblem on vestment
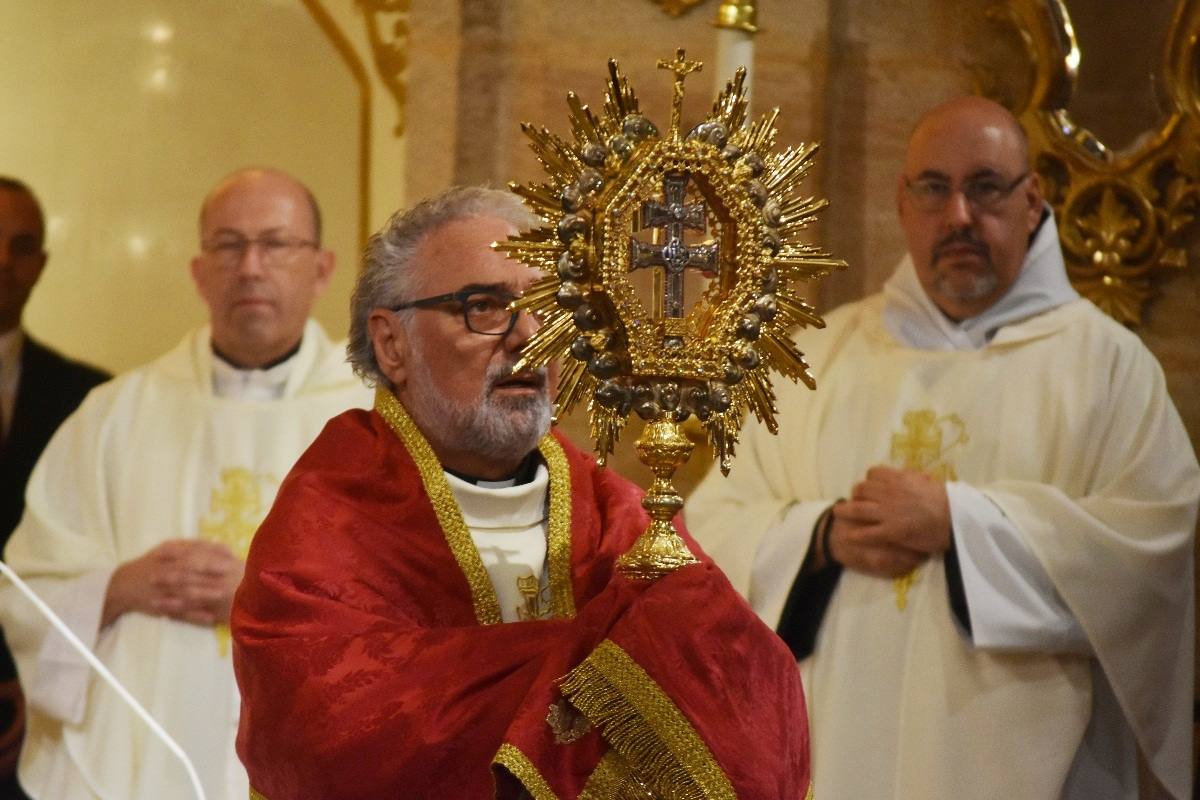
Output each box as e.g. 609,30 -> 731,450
198,467 -> 277,655
516,574 -> 552,622
889,410 -> 968,610
546,697 -> 592,745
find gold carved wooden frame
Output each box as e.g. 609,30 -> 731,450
974,0 -> 1200,326
298,0 -> 412,249
650,0 -> 708,16
298,0 -> 373,248
356,1 -> 411,136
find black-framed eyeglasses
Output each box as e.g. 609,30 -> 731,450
390,288 -> 521,336
201,234 -> 318,269
903,172 -> 1030,213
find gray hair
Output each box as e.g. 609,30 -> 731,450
347,185 -> 540,386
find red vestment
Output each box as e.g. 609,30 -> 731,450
233,396 -> 809,799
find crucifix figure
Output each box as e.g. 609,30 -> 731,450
657,47 -> 702,139
629,171 -> 719,341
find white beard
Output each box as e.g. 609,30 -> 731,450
404,345 -> 552,466
935,268 -> 999,303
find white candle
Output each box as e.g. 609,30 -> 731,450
713,2 -> 758,112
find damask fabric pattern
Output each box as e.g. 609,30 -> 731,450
686,294 -> 1199,800
232,399 -> 810,799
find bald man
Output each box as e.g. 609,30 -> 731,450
688,97 -> 1199,799
0,169 -> 371,799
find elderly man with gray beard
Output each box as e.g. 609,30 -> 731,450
230,186 -> 812,800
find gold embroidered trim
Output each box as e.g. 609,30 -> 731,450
494,743 -> 560,800
249,788 -> 269,800
538,434 -> 576,619
375,388 -> 577,625
579,750 -> 656,799
559,640 -> 736,800
375,388 -> 502,624
805,780 -> 814,800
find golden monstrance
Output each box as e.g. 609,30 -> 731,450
499,49 -> 845,580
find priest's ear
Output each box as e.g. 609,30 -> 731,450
367,308 -> 411,388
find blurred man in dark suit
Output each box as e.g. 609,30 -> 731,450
0,176 -> 108,796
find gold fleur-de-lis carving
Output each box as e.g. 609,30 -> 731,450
971,0 -> 1200,326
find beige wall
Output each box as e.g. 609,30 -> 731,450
2,0 -> 404,374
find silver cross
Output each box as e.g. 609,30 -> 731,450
629,172 -> 719,332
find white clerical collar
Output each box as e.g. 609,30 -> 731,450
445,464 -> 549,531
210,346 -> 300,401
881,205 -> 1079,351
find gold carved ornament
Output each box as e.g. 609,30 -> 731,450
651,0 -> 708,17
975,0 -> 1200,326
357,0 -> 410,136
649,0 -> 760,33
497,50 -> 845,580
714,1 -> 759,32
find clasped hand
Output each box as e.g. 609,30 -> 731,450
826,466 -> 952,578
103,539 -> 245,628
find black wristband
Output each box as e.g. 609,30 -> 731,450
816,501 -> 841,568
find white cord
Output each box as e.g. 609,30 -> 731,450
0,561 -> 207,800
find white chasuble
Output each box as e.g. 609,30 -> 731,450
687,295 -> 1199,800
0,320 -> 371,800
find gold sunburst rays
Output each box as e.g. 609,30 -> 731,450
733,366 -> 779,431
710,68 -> 750,132
604,59 -> 642,125
555,357 -> 591,418
765,142 -> 820,191
729,108 -> 781,156
514,275 -> 561,308
520,124 -> 587,186
775,293 -> 825,329
505,185 -> 562,225
566,92 -> 603,144
497,50 -> 845,579
773,253 -> 847,282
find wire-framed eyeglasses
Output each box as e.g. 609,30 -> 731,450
903,172 -> 1030,213
201,234 -> 318,269
390,288 -> 521,336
